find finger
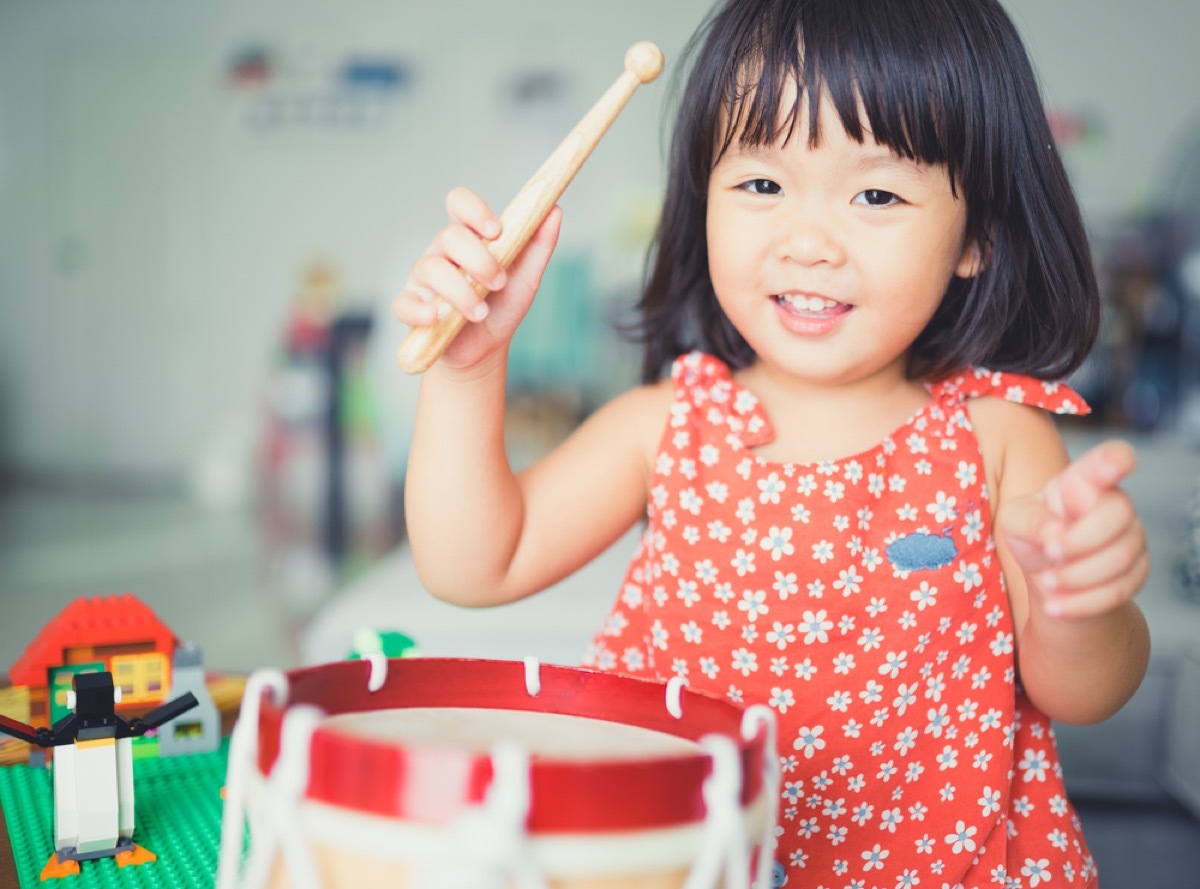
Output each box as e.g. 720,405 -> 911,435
445,187 -> 501,240
1055,490 -> 1139,561
1044,440 -> 1136,522
1041,552 -> 1149,620
435,223 -> 507,291
409,253 -> 490,322
1037,522 -> 1146,593
392,286 -> 440,327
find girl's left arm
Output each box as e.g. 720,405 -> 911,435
977,401 -> 1151,725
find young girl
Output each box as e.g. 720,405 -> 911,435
395,0 -> 1151,884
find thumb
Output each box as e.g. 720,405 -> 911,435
505,205 -> 563,297
998,490 -> 1059,575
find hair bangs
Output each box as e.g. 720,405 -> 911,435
710,0 -> 966,188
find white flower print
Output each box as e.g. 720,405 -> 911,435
954,560 -> 983,591
801,610 -> 834,644
824,480 -> 846,502
699,444 -> 720,467
894,682 -> 918,715
694,559 -> 718,584
1019,748 -> 1050,783
735,497 -> 756,524
714,582 -> 735,603
795,658 -> 817,681
793,725 -> 826,759
681,621 -> 703,644
650,620 -> 669,650
925,704 -> 951,737
862,844 -> 889,871
858,627 -> 883,651
699,657 -> 718,679
979,786 -> 1002,817
851,802 -> 874,826
895,727 -> 918,756
954,460 -> 977,489
707,520 -> 732,543
773,571 -> 799,599
738,588 -> 768,622
880,807 -> 903,833
936,747 -> 959,770
761,525 -> 795,560
758,472 -> 786,504
811,540 -> 835,564
927,491 -> 958,523
676,580 -> 700,607
1022,859 -> 1051,887
731,548 -> 756,576
767,621 -> 796,649
731,648 -> 758,676
769,686 -> 795,714
834,566 -> 864,596
911,581 -> 938,610
990,631 -> 1015,657
945,820 -> 977,853
961,508 -> 983,544
827,690 -> 851,712
790,502 -> 812,524
796,473 -> 817,496
679,487 -> 703,515
833,652 -> 856,674
880,650 -> 909,678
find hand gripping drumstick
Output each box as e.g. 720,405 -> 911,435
396,41 -> 664,374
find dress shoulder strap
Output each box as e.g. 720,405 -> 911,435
928,367 -> 1090,416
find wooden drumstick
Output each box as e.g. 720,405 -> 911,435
397,41 -> 665,374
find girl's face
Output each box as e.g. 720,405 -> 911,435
706,94 -> 979,388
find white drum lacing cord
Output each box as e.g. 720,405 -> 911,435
217,669 -> 328,889
418,743 -> 549,889
741,705 -> 781,889
681,734 -> 747,889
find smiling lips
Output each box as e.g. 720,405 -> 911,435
772,292 -> 852,334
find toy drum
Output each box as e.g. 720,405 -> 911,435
216,657 -> 778,889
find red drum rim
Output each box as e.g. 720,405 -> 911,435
254,657 -> 769,833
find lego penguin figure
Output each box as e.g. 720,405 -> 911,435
0,670 -> 198,879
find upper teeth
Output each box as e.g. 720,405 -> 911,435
781,294 -> 839,312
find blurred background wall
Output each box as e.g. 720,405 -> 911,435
1,0 -> 1199,488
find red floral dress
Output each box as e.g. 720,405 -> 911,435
583,352 -> 1097,889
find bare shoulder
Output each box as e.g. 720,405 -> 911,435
577,377 -> 674,461
966,395 -> 1071,501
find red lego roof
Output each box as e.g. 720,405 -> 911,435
8,594 -> 178,688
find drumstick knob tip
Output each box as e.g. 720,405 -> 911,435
625,41 -> 664,83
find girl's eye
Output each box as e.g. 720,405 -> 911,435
740,178 -> 782,196
853,189 -> 901,207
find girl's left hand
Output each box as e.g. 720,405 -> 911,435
999,439 -> 1149,620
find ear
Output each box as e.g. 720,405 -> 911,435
955,237 -> 985,279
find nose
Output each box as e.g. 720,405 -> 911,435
774,201 -> 845,266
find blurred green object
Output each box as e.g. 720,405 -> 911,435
346,627 -> 418,660
508,251 -> 596,392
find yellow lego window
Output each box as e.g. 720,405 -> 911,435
110,652 -> 170,705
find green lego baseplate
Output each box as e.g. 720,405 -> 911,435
0,739 -> 230,888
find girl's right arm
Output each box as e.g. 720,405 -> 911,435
395,188 -> 667,607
